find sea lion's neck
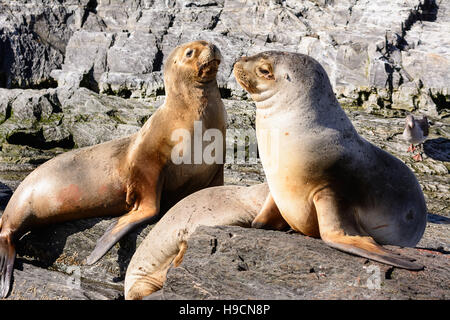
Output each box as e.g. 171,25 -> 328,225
165,80 -> 220,113
256,89 -> 356,135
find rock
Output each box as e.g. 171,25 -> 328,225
7,260 -> 121,300
0,0 -> 95,89
0,87 -> 156,167
54,31 -> 115,91
154,225 -> 449,300
6,216 -> 154,300
2,0 -> 447,116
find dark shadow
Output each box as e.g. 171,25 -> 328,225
427,213 -> 450,225
113,222 -> 153,283
15,217 -> 111,269
7,129 -> 75,150
423,138 -> 450,162
219,87 -> 232,99
79,66 -> 99,93
0,31 -> 14,88
152,46 -> 164,72
416,247 -> 450,255
0,181 -> 13,210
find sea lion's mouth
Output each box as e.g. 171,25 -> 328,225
198,59 -> 220,79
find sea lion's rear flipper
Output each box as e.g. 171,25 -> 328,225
172,241 -> 188,267
85,207 -> 159,265
0,234 -> 15,298
252,193 -> 289,231
313,188 -> 423,271
322,236 -> 424,270
126,241 -> 187,300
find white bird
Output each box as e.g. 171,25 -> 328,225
402,114 -> 429,161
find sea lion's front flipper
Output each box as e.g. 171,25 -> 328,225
322,235 -> 424,270
86,205 -> 160,265
0,233 -> 15,298
252,192 -> 289,231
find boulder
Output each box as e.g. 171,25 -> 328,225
2,0 -> 446,116
153,225 -> 450,300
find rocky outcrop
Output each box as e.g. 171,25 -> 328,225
0,87 -> 154,168
0,0 -> 449,117
151,225 -> 449,300
0,1 -> 95,89
1,96 -> 448,300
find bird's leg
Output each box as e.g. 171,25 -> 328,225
412,153 -> 423,161
407,144 -> 416,152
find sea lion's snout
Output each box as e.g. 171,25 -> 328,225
233,59 -> 253,93
233,54 -> 277,98
211,43 -> 222,63
196,42 -> 221,80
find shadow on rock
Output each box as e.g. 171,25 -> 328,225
424,138 -> 450,162
16,217 -> 108,269
427,213 -> 450,225
114,222 -> 151,283
0,181 -> 13,210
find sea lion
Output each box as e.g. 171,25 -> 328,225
124,183 -> 270,300
233,51 -> 427,270
0,40 -> 226,298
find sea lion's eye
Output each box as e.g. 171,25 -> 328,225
186,49 -> 194,58
256,66 -> 274,80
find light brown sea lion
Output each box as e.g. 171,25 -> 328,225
124,183 -> 271,300
233,51 -> 427,270
0,40 -> 226,298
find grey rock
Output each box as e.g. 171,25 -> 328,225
7,260 -> 121,300
155,225 -> 449,300
0,0 -> 95,89
0,87 -> 155,166
2,0 -> 448,116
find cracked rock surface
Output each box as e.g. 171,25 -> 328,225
0,0 -> 448,116
153,225 -> 449,300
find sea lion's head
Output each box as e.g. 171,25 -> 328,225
164,40 -> 222,85
233,51 -> 333,104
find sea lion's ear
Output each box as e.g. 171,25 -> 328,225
256,65 -> 275,80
